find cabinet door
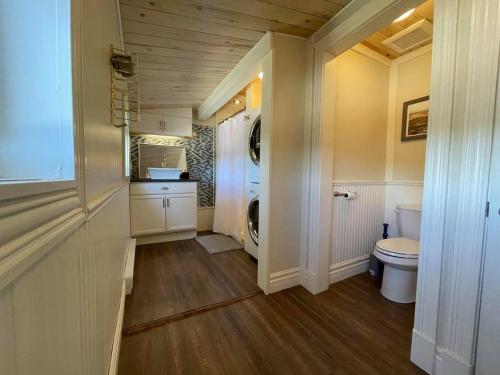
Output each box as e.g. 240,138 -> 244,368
130,112 -> 163,135
165,194 -> 197,232
130,195 -> 166,236
164,114 -> 192,137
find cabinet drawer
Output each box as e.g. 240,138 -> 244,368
130,182 -> 197,196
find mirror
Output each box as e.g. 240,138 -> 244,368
138,143 -> 187,178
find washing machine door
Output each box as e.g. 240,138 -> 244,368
249,115 -> 261,166
247,196 -> 259,245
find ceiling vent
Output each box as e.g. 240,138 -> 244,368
383,19 -> 433,53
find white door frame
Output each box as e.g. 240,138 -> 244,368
300,0 -> 500,374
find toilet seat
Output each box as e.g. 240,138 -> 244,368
375,237 -> 419,259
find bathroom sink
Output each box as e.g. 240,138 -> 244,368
147,168 -> 182,179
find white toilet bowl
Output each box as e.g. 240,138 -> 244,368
373,237 -> 419,303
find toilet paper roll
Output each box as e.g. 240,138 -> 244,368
343,191 -> 357,200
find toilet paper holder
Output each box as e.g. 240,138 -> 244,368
333,191 -> 357,200
334,191 -> 348,198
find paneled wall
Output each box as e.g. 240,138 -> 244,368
130,124 -> 215,207
0,187 -> 130,375
0,1 -> 132,374
330,183 -> 385,280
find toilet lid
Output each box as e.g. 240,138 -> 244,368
375,237 -> 419,258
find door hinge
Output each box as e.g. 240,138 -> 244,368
485,201 -> 490,218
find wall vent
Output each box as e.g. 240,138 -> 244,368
383,19 -> 433,53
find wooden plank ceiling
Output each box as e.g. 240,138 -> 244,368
119,0 -> 350,109
362,0 -> 434,59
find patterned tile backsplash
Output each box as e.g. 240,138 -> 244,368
130,125 -> 215,207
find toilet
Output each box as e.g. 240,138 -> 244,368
373,204 -> 422,303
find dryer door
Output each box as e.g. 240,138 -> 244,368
249,115 -> 261,166
247,196 -> 259,245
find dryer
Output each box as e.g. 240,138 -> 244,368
246,113 -> 261,184
244,182 -> 259,259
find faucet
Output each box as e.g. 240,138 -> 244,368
161,156 -> 167,168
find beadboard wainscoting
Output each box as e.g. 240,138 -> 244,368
0,186 -> 131,375
329,181 -> 424,284
330,182 -> 385,282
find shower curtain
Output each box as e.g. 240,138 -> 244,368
213,111 -> 246,240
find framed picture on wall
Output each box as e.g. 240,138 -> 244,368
401,95 -> 430,141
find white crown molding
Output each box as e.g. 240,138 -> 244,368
198,32 -> 272,120
393,43 -> 433,65
351,43 -> 393,66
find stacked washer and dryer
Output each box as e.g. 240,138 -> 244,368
244,112 -> 261,259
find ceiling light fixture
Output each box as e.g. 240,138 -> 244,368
393,8 -> 415,23
258,71 -> 264,80
234,99 -> 241,105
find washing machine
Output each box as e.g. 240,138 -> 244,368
246,113 -> 261,184
244,182 -> 259,259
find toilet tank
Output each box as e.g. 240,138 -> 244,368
396,204 -> 422,241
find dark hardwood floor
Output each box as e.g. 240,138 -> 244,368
120,265 -> 424,374
123,237 -> 260,330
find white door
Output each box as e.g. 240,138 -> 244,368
130,195 -> 166,236
476,72 -> 500,374
164,114 -> 192,137
165,194 -> 197,232
130,112 -> 163,135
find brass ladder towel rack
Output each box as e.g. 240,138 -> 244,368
110,45 -> 141,128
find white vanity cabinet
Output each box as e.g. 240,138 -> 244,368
130,108 -> 192,137
130,182 -> 197,242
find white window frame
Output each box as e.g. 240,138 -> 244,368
0,0 -> 83,204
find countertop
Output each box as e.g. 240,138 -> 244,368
130,178 -> 199,183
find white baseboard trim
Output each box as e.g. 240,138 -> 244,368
269,267 -> 301,293
124,239 -> 136,295
108,281 -> 126,375
411,329 -> 436,374
435,348 -> 473,375
135,230 -> 196,245
329,256 -> 370,284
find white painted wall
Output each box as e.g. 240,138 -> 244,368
83,0 -> 125,201
263,34 -> 307,274
0,1 -> 131,374
327,45 -> 430,275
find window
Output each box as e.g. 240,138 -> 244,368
0,0 -> 74,187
